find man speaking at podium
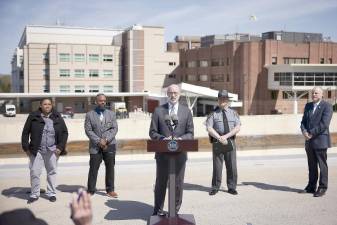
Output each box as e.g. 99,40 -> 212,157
149,84 -> 194,216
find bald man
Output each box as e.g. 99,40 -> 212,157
300,87 -> 333,197
149,84 -> 194,216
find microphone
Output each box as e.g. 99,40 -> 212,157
164,114 -> 172,130
170,114 -> 179,127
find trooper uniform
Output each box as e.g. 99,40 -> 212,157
206,90 -> 241,194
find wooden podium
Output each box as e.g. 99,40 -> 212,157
147,139 -> 198,225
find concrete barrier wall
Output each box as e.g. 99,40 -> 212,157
1,113 -> 336,144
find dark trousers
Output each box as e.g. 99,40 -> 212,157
305,144 -> 328,190
154,153 -> 186,214
211,145 -> 237,190
87,149 -> 116,193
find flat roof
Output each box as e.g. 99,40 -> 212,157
0,92 -> 152,99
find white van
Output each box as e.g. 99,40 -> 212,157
5,104 -> 16,117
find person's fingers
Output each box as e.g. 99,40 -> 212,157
70,193 -> 79,218
83,191 -> 91,209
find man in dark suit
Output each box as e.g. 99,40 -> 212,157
300,87 -> 333,197
149,84 -> 194,216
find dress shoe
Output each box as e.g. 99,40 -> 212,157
314,188 -> 326,197
228,189 -> 238,195
107,191 -> 118,198
298,188 -> 315,194
27,197 -> 39,204
209,189 -> 218,195
49,196 -> 57,202
152,209 -> 167,217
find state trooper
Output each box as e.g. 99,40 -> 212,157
205,90 -> 241,196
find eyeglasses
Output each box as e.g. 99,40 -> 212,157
167,92 -> 179,95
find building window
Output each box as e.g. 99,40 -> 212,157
89,85 -> 99,92
199,60 -> 208,67
272,57 -> 277,65
187,61 -> 197,68
19,71 -> 24,79
43,85 -> 49,93
328,58 -> 332,64
74,85 -> 85,93
59,53 -> 70,62
74,69 -> 85,77
294,72 -> 305,86
59,85 -> 70,93
211,59 -> 224,67
282,91 -> 290,99
284,58 -> 309,64
59,69 -> 70,77
328,90 -> 332,98
103,54 -> 113,62
42,53 -> 49,63
211,74 -> 224,82
226,57 -> 229,66
103,85 -> 113,92
103,70 -> 113,77
198,74 -> 208,81
169,62 -> 176,66
271,91 -> 278,100
89,70 -> 99,77
43,69 -> 49,76
226,74 -> 230,82
187,74 -> 197,81
168,74 -> 176,79
89,54 -> 99,62
74,54 -> 85,62
320,58 -> 324,64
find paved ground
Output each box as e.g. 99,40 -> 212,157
1,148 -> 337,225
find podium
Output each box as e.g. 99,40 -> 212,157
147,139 -> 198,225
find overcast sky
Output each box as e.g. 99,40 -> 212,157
1,0 -> 337,74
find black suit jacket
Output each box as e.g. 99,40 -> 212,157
149,103 -> 194,159
300,100 -> 333,149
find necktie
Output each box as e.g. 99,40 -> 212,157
169,105 -> 175,115
222,110 -> 230,135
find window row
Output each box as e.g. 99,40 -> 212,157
57,69 -> 113,78
58,53 -> 113,63
184,74 -> 230,82
182,58 -> 230,68
274,72 -> 337,86
58,85 -> 114,93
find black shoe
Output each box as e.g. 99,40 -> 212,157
27,197 -> 38,204
228,189 -> 238,195
49,196 -> 57,202
298,188 -> 315,194
209,189 -> 218,196
314,188 -> 326,197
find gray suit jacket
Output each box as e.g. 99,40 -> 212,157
300,100 -> 333,149
84,109 -> 118,154
149,103 -> 194,159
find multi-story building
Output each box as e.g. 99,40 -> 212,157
11,25 -> 179,112
178,31 -> 337,115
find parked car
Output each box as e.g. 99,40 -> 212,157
4,104 -> 16,117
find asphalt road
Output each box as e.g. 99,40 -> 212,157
1,150 -> 337,225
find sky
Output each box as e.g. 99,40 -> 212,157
0,0 -> 337,74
